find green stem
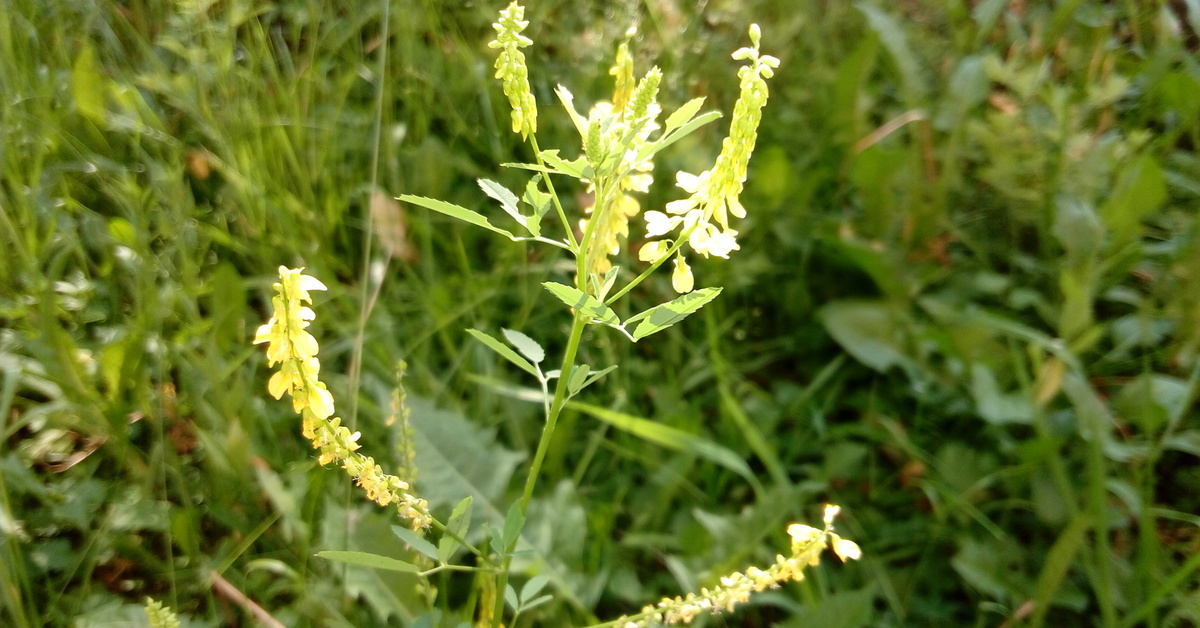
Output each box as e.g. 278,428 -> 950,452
605,218 -> 701,305
530,134 -> 580,253
491,311 -> 589,626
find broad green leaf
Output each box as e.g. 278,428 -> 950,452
817,300 -> 912,372
439,496 -> 473,563
478,179 -> 524,227
316,550 -> 421,574
663,97 -> 706,133
625,287 -> 722,340
542,282 -> 620,326
569,401 -> 759,487
399,194 -> 515,239
391,526 -> 439,562
407,395 -> 523,520
502,328 -> 545,364
467,329 -> 538,377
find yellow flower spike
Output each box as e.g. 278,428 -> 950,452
639,25 -> 777,291
256,266 -> 432,530
488,2 -> 538,138
617,506 -> 860,626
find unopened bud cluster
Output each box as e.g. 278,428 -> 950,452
488,2 -> 538,138
254,267 -> 431,530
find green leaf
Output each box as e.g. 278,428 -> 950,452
1029,514 -> 1091,627
637,111 -> 722,163
315,550 -> 422,574
467,329 -> 538,377
625,288 -> 722,340
663,97 -> 706,133
439,496 -> 473,563
504,584 -> 520,612
567,364 -> 590,396
391,526 -> 439,562
408,395 -> 524,520
519,575 -> 550,604
579,365 -> 618,392
501,328 -> 545,364
538,150 -> 590,179
568,401 -> 760,488
542,283 -> 620,326
478,179 -> 524,227
1100,154 -> 1166,246
501,500 -> 525,549
520,594 -> 553,612
817,300 -> 913,372
522,175 -> 552,237
399,194 -> 516,239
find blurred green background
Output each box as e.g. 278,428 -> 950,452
2,0 -> 1199,626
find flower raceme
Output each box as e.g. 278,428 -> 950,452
489,2 -> 537,139
254,267 -> 431,530
642,24 -> 779,293
617,504 -> 861,626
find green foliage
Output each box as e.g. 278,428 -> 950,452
3,0 -> 1199,626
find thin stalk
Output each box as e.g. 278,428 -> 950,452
492,311 -> 588,626
529,134 -> 580,252
605,218 -> 701,305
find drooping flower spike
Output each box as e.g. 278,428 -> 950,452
255,267 -> 431,529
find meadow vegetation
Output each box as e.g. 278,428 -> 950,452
2,1 -> 1199,626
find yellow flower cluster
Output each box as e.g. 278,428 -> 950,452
618,505 -> 860,626
143,598 -> 180,628
254,267 -> 431,530
579,41 -> 663,278
488,2 -> 538,139
641,24 -> 780,293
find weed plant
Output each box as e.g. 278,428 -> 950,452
2,0 -> 1199,627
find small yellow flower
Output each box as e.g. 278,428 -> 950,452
671,256 -> 694,294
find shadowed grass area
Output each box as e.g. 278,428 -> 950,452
2,1 -> 1199,626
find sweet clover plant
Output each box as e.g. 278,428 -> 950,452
255,3 -> 858,625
